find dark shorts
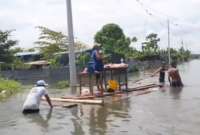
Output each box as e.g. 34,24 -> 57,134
95,72 -> 103,80
22,109 -> 39,114
170,81 -> 183,87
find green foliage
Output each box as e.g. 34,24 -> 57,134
128,66 -> 139,72
76,53 -> 90,69
12,58 -> 31,70
0,78 -> 22,99
35,26 -> 68,60
27,48 -> 35,52
49,55 -> 61,69
94,23 -> 132,60
35,26 -> 88,68
169,47 -> 191,62
0,30 -> 18,63
141,33 -> 160,59
11,47 -> 23,54
94,24 -> 191,63
55,80 -> 69,89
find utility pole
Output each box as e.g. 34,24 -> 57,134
65,0 -> 77,87
167,19 -> 171,65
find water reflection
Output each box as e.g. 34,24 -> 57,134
69,96 -> 131,135
24,108 -> 52,130
70,107 -> 85,135
169,87 -> 183,99
2,60 -> 200,135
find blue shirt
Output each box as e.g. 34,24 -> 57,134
91,50 -> 104,72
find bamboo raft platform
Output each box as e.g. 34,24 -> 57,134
43,83 -> 159,106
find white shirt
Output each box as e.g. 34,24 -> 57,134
23,86 -> 48,110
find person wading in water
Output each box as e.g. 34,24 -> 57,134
22,80 -> 53,114
151,62 -> 167,87
168,62 -> 183,87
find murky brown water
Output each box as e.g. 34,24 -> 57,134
1,59 -> 200,135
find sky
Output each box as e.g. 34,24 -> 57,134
0,0 -> 200,53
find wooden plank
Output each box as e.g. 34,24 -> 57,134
61,95 -> 95,100
62,104 -> 78,108
45,97 -> 104,105
54,103 -> 78,108
42,101 -> 78,108
128,84 -> 159,92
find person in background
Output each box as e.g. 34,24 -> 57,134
91,44 -> 104,96
151,62 -> 167,87
22,80 -> 53,114
168,62 -> 183,87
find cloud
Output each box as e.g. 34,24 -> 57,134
0,0 -> 199,53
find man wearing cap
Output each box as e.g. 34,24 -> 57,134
22,80 -> 53,114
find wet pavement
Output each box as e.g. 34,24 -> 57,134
0,59 -> 200,135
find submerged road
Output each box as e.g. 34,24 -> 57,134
0,59 -> 200,135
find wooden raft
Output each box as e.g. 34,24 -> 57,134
44,97 -> 104,105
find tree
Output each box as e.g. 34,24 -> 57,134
132,37 -> 137,42
35,26 -> 88,60
94,23 -> 132,61
141,33 -> 160,60
35,26 -> 68,60
0,30 -> 18,63
11,47 -> 23,54
142,33 -> 160,53
27,48 -> 36,52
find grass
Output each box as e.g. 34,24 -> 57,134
55,80 -> 69,89
0,78 -> 22,99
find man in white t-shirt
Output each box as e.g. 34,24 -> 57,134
22,80 -> 53,114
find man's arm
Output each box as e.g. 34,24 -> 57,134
168,72 -> 171,85
151,67 -> 161,77
45,95 -> 53,108
177,71 -> 184,86
95,50 -> 102,60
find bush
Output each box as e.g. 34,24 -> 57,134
128,66 -> 139,72
0,78 -> 22,99
55,80 -> 69,89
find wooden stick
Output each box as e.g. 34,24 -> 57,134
44,97 -> 104,105
128,84 -> 158,92
61,95 -> 95,100
55,103 -> 78,108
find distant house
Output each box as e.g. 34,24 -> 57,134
15,51 -> 42,62
26,60 -> 50,69
15,49 -> 92,68
55,49 -> 92,66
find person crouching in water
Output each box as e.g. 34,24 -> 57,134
151,62 -> 167,87
168,62 -> 183,87
22,80 -> 53,114
91,44 -> 104,96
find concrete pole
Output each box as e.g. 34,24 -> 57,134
65,0 -> 77,87
167,19 -> 171,66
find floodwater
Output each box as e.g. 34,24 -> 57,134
1,59 -> 200,135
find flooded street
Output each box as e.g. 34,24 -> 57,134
1,59 -> 200,135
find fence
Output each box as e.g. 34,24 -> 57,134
0,60 -> 162,85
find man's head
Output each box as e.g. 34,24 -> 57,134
36,80 -> 48,87
171,62 -> 177,68
93,43 -> 101,50
161,61 -> 166,68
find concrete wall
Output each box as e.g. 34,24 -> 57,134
0,67 -> 70,85
0,60 -> 162,85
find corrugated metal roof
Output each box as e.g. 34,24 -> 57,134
15,51 -> 40,56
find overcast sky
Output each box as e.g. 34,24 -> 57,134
1,0 -> 200,53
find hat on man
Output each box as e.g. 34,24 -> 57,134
36,80 -> 48,87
